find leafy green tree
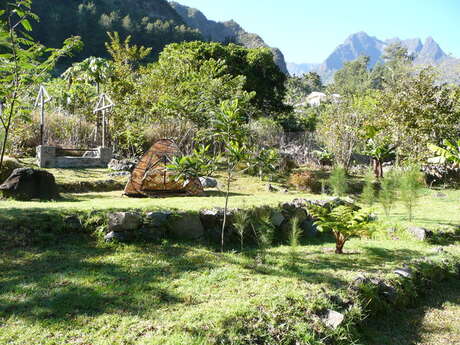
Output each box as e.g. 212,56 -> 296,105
0,0 -> 81,168
329,56 -> 373,96
308,204 -> 374,254
158,41 -> 289,115
376,67 -> 460,162
317,94 -> 375,169
285,72 -> 323,105
364,139 -> 396,178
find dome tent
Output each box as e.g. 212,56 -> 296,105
124,139 -> 203,197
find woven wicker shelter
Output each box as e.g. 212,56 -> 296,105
124,139 -> 203,197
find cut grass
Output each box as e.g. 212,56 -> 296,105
0,168 -> 459,344
0,236 -> 457,345
359,277 -> 460,345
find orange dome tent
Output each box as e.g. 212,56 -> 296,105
124,139 -> 203,197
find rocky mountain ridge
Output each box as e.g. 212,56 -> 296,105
288,32 -> 458,82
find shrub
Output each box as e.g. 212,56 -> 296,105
378,170 -> 399,217
144,119 -> 197,155
288,170 -> 321,193
233,209 -> 250,252
308,204 -> 374,254
399,165 -> 424,221
289,216 -> 302,265
360,170 -> 377,206
328,166 -> 348,196
249,118 -> 283,148
0,157 -> 22,183
9,111 -> 95,156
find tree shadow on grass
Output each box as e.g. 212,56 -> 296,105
0,242 -> 216,326
219,242 -> 433,290
358,278 -> 460,345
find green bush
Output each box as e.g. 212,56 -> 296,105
0,157 -> 22,183
328,166 -> 348,196
399,165 -> 424,221
360,170 -> 377,206
378,170 -> 399,217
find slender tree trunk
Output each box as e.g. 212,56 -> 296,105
334,232 -> 345,254
221,166 -> 231,252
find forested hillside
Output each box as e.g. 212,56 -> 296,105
26,0 -> 202,64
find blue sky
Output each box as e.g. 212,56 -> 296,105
175,0 -> 460,63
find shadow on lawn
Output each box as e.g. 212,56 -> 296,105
0,242 -> 216,325
358,278 -> 460,345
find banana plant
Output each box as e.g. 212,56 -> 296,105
428,139 -> 460,167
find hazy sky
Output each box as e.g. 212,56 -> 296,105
175,0 -> 460,63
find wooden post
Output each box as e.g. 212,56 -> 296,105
34,85 -> 51,147
40,91 -> 45,146
102,97 -> 106,148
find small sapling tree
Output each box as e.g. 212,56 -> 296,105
308,204 -> 374,254
360,169 -> 377,206
378,170 -> 399,217
328,166 -> 348,196
289,216 -> 302,265
211,99 -> 252,251
399,165 -> 424,221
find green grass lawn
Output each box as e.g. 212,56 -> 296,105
0,169 -> 459,344
360,278 -> 460,345
1,236 -> 457,345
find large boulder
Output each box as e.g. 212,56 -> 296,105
169,213 -> 204,240
407,226 -> 433,241
108,212 -> 142,232
108,159 -> 137,172
0,168 -> 59,200
199,177 -> 218,189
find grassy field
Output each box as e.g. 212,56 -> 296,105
1,235 -> 458,345
0,169 -> 459,344
360,278 -> 460,345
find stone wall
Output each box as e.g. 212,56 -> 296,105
36,146 -> 113,169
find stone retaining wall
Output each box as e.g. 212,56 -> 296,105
102,198 -> 354,244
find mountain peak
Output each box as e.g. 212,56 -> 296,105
288,33 -> 455,81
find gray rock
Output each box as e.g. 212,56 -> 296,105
64,215 -> 83,231
435,192 -> 447,198
394,267 -> 413,278
108,212 -> 142,232
407,226 -> 433,241
199,208 -> 235,230
323,310 -> 344,329
199,177 -> 218,189
108,171 -> 131,177
104,231 -> 127,242
0,168 -> 59,200
271,211 -> 285,228
266,184 -> 278,192
432,246 -> 445,254
169,213 -> 204,240
108,159 -> 137,172
301,219 -> 318,237
138,227 -> 166,242
145,211 -> 172,228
